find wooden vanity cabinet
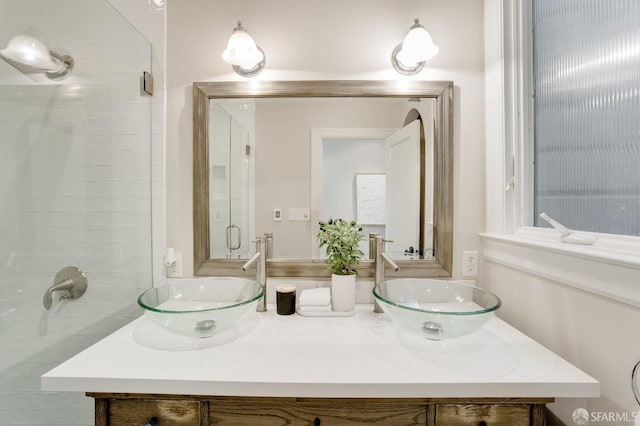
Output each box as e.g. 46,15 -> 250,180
433,402 -> 547,426
88,394 -> 552,426
209,397 -> 427,425
92,394 -> 208,426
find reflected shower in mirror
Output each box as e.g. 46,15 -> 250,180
209,100 -> 255,259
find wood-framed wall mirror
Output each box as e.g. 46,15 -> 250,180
193,80 -> 453,279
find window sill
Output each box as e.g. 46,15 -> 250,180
480,228 -> 640,308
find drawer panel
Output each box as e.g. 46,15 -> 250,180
109,399 -> 200,426
211,400 -> 426,425
435,404 -> 531,426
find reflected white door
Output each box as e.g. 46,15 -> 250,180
385,120 -> 421,258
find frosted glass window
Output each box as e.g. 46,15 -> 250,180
533,0 -> 640,236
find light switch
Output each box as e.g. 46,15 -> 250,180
273,208 -> 282,222
289,208 -> 310,221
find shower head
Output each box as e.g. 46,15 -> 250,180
0,34 -> 73,80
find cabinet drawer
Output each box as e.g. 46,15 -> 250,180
109,399 -> 200,426
211,399 -> 427,425
435,404 -> 531,426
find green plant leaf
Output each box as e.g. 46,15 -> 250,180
317,218 -> 365,276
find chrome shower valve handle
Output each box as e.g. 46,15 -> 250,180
42,266 -> 88,310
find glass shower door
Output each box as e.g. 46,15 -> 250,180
0,1 -> 153,424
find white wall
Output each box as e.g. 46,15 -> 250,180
166,0 -> 486,277
323,138 -> 387,258
482,263 -> 640,424
322,139 -> 386,221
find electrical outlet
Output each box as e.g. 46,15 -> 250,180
166,252 -> 183,278
462,250 -> 478,277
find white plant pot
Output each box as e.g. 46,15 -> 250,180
331,273 -> 356,312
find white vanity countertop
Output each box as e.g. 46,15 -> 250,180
42,305 -> 599,399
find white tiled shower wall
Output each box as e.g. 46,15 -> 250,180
0,0 -> 156,424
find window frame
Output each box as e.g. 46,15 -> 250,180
481,0 -> 640,308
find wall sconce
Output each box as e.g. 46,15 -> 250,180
221,21 -> 265,78
391,18 -> 439,76
0,34 -> 74,79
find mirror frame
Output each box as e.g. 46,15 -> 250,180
193,80 -> 453,279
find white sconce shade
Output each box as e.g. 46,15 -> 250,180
391,18 -> 439,75
0,34 -> 73,79
221,21 -> 265,77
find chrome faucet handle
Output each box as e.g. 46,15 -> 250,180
43,279 -> 73,310
43,267 -> 88,310
376,236 -> 394,247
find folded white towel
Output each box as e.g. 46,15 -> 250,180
297,304 -> 332,312
299,288 -> 331,306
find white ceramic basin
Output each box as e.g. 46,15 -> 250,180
373,278 -> 501,340
137,278 -> 264,338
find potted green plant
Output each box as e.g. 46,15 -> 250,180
317,218 -> 364,311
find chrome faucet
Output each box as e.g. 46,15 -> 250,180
241,236 -> 267,312
374,236 -> 399,313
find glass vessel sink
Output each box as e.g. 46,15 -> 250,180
373,279 -> 501,340
137,278 -> 264,338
